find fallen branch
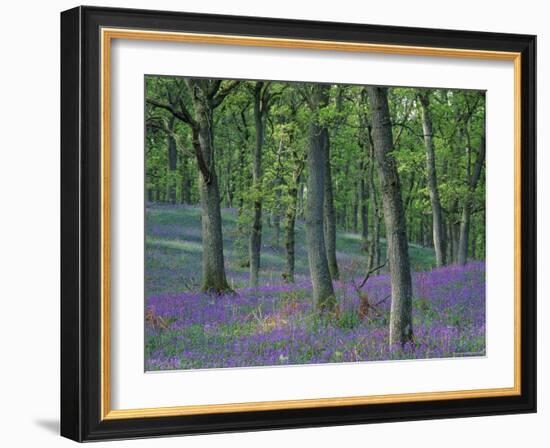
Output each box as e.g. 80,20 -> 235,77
359,259 -> 387,289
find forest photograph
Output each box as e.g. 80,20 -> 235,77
144,76 -> 486,371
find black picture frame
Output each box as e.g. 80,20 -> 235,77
61,5 -> 536,442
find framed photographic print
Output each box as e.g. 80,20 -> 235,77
60,6 -> 536,442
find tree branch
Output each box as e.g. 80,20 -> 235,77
469,134 -> 486,190
212,80 -> 241,108
359,259 -> 387,289
146,97 -> 197,128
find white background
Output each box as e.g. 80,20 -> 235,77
0,0 -> 546,447
111,39 -> 515,409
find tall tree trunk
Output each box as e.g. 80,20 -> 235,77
368,149 -> 381,270
368,203 -> 381,270
166,116 -> 178,204
283,178 -> 300,283
180,152 -> 192,204
306,84 -> 336,311
323,88 -> 343,280
323,130 -> 339,280
187,80 -> 231,293
357,95 -> 371,252
471,222 -> 477,260
447,213 -> 454,262
418,92 -> 446,267
249,82 -> 266,287
351,189 -> 359,234
446,198 -> 459,263
366,86 -> 413,346
341,204 -> 348,230
273,207 -> 281,247
235,116 -> 249,265
224,154 -> 233,208
272,138 -> 284,248
284,210 -> 296,283
198,171 -> 229,292
458,133 -> 485,265
359,163 -> 369,248
297,181 -> 305,220
457,206 -> 471,265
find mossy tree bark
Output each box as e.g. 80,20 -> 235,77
418,92 -> 446,267
305,84 -> 336,312
249,82 -> 271,287
458,131 -> 485,265
366,86 -> 413,346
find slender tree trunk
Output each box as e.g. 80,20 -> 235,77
272,180 -> 282,245
283,178 -> 300,283
447,215 -> 454,262
342,204 -> 348,230
297,181 -> 305,220
351,189 -> 359,234
458,134 -> 485,265
236,125 -> 249,265
180,153 -> 192,204
446,199 -> 459,263
368,203 -> 381,270
273,208 -> 281,247
471,224 -> 477,260
439,215 -> 445,250
284,211 -> 297,282
166,116 -> 178,204
366,86 -> 413,346
323,131 -> 339,280
368,151 -> 381,270
418,93 -> 446,266
306,84 -> 336,311
224,155 -> 233,208
249,82 -> 266,287
358,97 -> 371,252
359,164 -> 369,248
452,225 -> 460,262
272,138 -> 284,248
457,206 -> 471,265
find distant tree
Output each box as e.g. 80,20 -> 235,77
458,97 -> 485,265
418,91 -> 446,266
249,82 -> 275,287
323,87 -> 342,280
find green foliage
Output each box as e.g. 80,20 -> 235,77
145,76 -> 486,266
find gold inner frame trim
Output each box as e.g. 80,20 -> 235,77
100,27 -> 522,421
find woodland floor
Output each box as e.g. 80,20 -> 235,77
145,204 -> 486,370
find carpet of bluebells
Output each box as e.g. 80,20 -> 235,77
145,205 -> 485,371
